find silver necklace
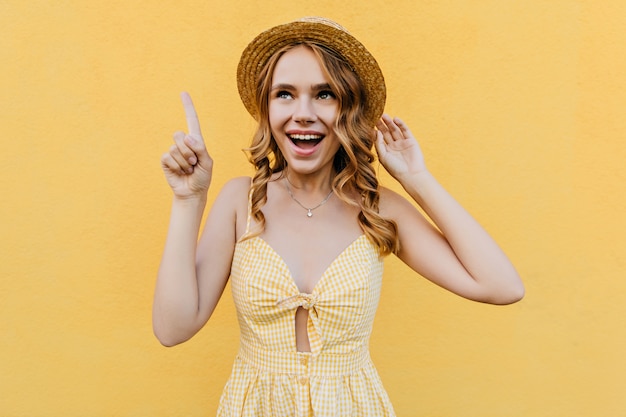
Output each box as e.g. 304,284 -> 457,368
284,179 -> 333,218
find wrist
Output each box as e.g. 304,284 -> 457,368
398,169 -> 434,195
172,193 -> 208,207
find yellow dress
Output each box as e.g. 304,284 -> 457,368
217,216 -> 395,416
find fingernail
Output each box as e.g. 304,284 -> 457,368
188,157 -> 197,165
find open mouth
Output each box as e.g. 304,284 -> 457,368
288,134 -> 324,149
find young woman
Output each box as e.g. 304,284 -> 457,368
153,17 -> 524,417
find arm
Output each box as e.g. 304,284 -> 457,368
376,115 -> 524,304
152,92 -> 236,346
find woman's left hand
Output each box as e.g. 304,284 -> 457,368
375,115 -> 427,182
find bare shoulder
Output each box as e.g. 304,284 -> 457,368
213,176 -> 252,240
378,186 -> 417,220
218,176 -> 252,201
204,177 -> 251,228
213,176 -> 251,212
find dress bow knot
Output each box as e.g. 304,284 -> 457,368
276,293 -> 319,310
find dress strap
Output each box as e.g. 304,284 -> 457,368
236,181 -> 257,244
244,186 -> 253,235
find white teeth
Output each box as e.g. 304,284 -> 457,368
289,134 -> 323,140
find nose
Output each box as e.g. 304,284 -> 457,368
293,97 -> 317,123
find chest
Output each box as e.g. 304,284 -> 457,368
260,199 -> 363,292
267,233 -> 364,292
232,235 -> 384,307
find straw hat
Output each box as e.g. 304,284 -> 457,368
237,17 -> 386,126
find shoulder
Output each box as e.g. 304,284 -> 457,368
207,177 -> 251,222
213,176 -> 251,214
377,185 -> 433,239
217,177 -> 251,205
218,176 -> 252,197
213,176 -> 252,240
378,186 -> 416,220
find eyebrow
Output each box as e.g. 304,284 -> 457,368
270,83 -> 333,91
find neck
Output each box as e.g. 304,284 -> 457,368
283,168 -> 334,194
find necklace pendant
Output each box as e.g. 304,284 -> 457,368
284,178 -> 333,219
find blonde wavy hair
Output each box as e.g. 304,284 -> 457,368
244,42 -> 399,256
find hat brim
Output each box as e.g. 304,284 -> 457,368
237,19 -> 386,126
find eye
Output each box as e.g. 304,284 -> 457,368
275,90 -> 293,100
317,90 -> 336,100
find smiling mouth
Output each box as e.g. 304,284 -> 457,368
288,134 -> 324,149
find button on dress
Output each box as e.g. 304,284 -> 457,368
217,212 -> 395,416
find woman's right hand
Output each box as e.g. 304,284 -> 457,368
161,92 -> 213,199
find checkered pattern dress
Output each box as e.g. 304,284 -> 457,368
217,210 -> 395,416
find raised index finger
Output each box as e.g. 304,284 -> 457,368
180,91 -> 202,137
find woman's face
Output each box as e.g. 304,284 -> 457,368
268,45 -> 341,176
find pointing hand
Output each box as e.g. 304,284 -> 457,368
160,92 -> 213,198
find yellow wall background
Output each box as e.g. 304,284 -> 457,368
2,1 -> 625,416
